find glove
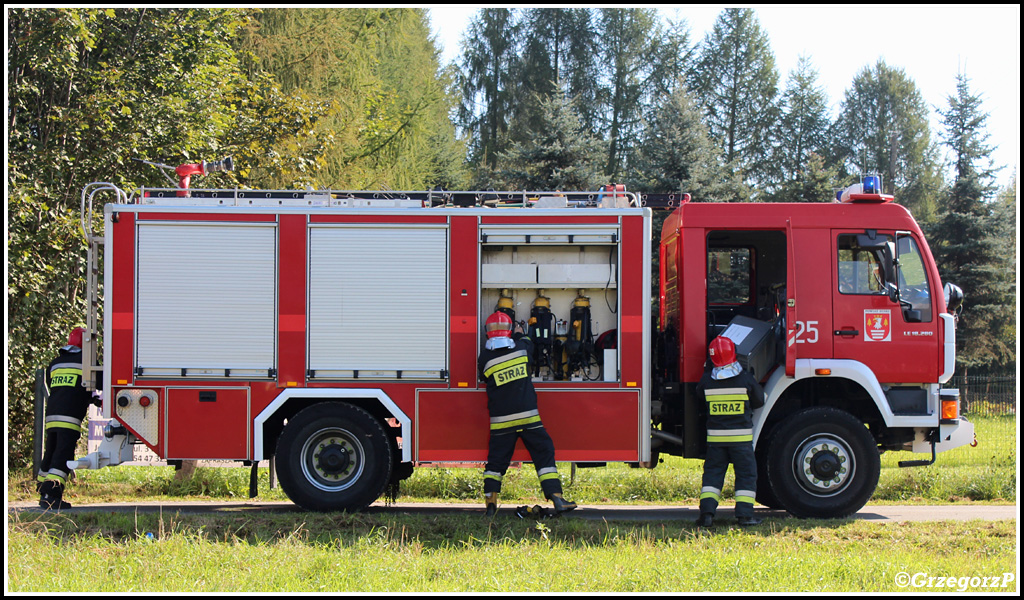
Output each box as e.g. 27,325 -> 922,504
90,389 -> 102,407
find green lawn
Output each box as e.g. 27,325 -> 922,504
7,415 -> 1015,593
7,510 -> 1017,592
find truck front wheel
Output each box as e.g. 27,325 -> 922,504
765,407 -> 879,519
276,402 -> 393,512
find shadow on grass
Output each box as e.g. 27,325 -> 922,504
10,502 -> 873,552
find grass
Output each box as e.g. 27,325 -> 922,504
7,510 -> 1018,592
7,415 -> 1016,593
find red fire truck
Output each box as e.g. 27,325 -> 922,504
72,166 -> 973,517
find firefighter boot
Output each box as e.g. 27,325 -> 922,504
38,480 -> 72,511
737,515 -> 762,527
696,513 -> 714,528
550,493 -> 577,514
484,492 -> 499,517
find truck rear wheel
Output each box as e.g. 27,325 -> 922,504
754,437 -> 782,509
276,402 -> 393,512
765,407 -> 879,519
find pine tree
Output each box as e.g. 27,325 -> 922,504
927,73 -> 1013,373
689,8 -> 779,192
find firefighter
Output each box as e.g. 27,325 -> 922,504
37,326 -> 99,510
478,311 -> 577,517
696,335 -> 764,527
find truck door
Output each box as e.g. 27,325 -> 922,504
831,230 -> 939,383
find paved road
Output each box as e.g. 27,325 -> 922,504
7,500 -> 1018,522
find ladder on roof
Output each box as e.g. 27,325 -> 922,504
135,186 -> 644,208
131,186 -> 692,209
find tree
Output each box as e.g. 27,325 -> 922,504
496,87 -> 606,191
241,8 -> 465,189
6,8 -> 331,469
456,8 -> 519,172
991,173 -> 1017,368
627,85 -> 747,203
767,55 -> 836,201
832,59 -> 942,220
927,73 -> 1013,373
510,9 -> 601,142
771,152 -> 842,203
596,8 -> 690,180
689,8 -> 779,192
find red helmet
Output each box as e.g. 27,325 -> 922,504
485,311 -> 514,339
68,326 -> 86,348
708,336 -> 736,367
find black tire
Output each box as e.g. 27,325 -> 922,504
765,407 -> 880,519
276,402 -> 393,512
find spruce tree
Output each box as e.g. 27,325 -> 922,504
496,87 -> 606,191
596,8 -> 689,180
928,73 -> 1013,373
513,9 -> 600,138
627,85 -> 747,203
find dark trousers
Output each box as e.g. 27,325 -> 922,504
38,392 -> 89,486
39,428 -> 82,485
484,425 -> 562,498
700,444 -> 757,518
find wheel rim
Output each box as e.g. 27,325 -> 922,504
300,427 -> 366,492
792,434 -> 854,497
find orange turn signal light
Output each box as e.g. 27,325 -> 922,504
941,399 -> 959,420
815,368 -> 832,376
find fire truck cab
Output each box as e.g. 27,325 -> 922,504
656,187 -> 973,517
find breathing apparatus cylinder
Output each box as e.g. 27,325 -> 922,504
528,290 -> 555,378
496,288 -> 516,323
553,319 -> 569,380
567,291 -> 594,378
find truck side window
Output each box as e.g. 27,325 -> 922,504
896,235 -> 932,322
837,234 -> 890,295
708,248 -> 752,304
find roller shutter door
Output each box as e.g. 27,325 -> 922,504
135,222 -> 278,376
308,225 -> 448,378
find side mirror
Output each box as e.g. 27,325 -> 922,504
943,282 -> 965,313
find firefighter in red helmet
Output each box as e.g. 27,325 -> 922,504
37,326 -> 100,510
696,335 -> 765,527
478,311 -> 576,516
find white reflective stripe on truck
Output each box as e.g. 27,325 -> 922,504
939,313 -> 956,384
253,388 -> 411,463
755,359 -> 943,447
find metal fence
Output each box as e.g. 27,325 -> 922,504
945,374 -> 1017,416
